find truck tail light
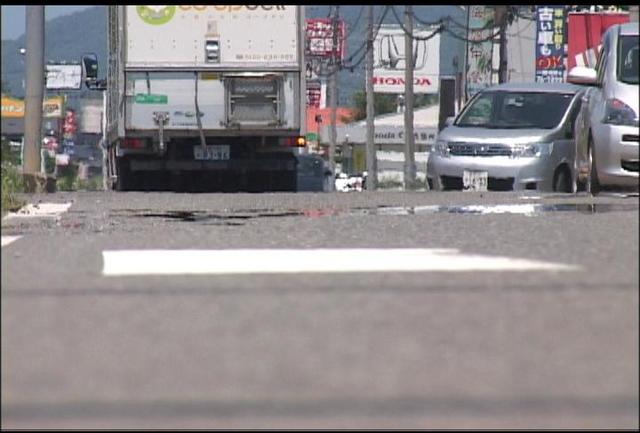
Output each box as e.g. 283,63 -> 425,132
295,136 -> 306,147
278,136 -> 306,147
122,138 -> 146,149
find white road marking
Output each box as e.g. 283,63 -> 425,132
3,202 -> 72,220
1,236 -> 21,247
378,204 -> 543,216
102,248 -> 578,277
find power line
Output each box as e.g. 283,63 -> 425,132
412,12 -> 446,27
389,6 -> 444,41
345,6 -> 365,34
313,6 -> 390,77
340,6 -> 392,71
442,25 -> 501,44
443,15 -> 469,30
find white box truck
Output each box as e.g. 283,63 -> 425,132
88,5 -> 306,191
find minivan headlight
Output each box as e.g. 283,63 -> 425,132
510,142 -> 553,158
603,98 -> 638,126
434,140 -> 450,158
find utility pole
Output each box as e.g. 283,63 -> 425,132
328,6 -> 339,174
403,5 -> 416,190
497,6 -> 509,84
464,7 -> 470,100
22,5 -> 45,192
365,5 -> 377,191
100,89 -> 109,191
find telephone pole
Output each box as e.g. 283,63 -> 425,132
403,5 -> 416,190
497,6 -> 509,84
328,6 -> 339,173
365,5 -> 377,191
22,5 -> 45,192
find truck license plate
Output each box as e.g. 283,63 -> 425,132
463,170 -> 488,191
194,145 -> 230,161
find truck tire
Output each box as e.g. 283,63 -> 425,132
115,157 -> 132,191
275,170 -> 297,192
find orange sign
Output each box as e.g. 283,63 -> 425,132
1,96 -> 24,118
1,96 -> 65,119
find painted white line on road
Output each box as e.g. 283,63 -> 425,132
102,248 -> 578,277
1,236 -> 21,247
3,202 -> 72,220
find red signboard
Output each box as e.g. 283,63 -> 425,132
567,12 -> 629,70
307,88 -> 322,109
305,18 -> 346,60
536,55 -> 564,70
63,109 -> 78,138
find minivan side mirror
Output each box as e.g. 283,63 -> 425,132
567,66 -> 597,85
81,53 -> 99,88
445,116 -> 456,127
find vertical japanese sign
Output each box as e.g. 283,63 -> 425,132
535,6 -> 567,83
62,108 -> 78,156
306,80 -> 322,108
466,6 -> 495,97
305,18 -> 346,109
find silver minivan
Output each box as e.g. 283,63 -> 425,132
568,22 -> 639,193
427,82 -> 586,192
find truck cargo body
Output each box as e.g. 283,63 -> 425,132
106,5 -> 306,191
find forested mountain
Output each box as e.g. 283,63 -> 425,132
2,6 -> 466,105
1,6 -> 107,98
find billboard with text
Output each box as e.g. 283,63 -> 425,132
466,6 -> 495,97
373,25 -> 440,94
305,18 -> 346,60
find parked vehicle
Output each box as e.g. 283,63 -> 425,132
335,172 -> 364,192
568,22 -> 639,194
427,82 -> 586,192
296,154 -> 332,192
85,6 -> 306,191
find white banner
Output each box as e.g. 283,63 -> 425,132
79,99 -> 103,134
466,6 -> 495,97
373,25 -> 440,94
45,64 -> 82,90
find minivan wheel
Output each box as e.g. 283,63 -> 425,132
553,167 -> 572,193
587,138 -> 601,195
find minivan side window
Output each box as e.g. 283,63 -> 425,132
596,33 -> 610,85
565,97 -> 582,139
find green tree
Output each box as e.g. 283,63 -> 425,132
351,90 -> 397,121
351,90 -> 439,121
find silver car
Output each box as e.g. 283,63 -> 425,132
427,82 -> 586,192
568,22 -> 639,194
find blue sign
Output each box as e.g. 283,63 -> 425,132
535,6 -> 567,83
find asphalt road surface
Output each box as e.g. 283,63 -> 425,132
1,190 -> 638,429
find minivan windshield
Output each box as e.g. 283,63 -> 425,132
618,35 -> 639,84
455,91 -> 574,129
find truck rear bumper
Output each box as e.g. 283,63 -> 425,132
129,159 -> 296,172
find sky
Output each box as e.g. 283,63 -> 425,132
1,5 -> 94,40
